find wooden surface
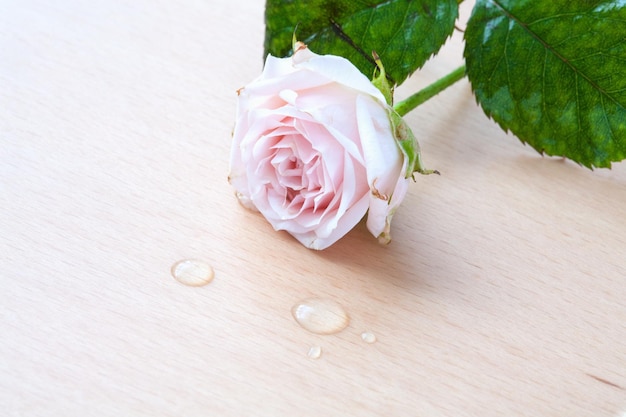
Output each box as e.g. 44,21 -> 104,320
2,1 -> 625,416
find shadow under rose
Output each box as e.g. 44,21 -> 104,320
309,207 -> 472,300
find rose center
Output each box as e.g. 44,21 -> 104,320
269,146 -> 326,211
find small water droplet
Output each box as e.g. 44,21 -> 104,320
307,345 -> 322,359
235,192 -> 258,212
291,298 -> 350,335
171,259 -> 214,286
361,331 -> 377,344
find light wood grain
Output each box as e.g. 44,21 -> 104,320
1,1 -> 625,416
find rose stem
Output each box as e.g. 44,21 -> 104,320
393,65 -> 466,117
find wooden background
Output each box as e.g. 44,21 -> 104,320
2,1 -> 625,416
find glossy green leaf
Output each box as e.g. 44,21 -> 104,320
465,0 -> 626,168
264,0 -> 459,86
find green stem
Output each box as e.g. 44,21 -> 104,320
393,65 -> 466,117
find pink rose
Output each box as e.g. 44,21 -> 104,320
228,43 -> 410,250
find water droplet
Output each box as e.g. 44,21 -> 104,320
307,345 -> 322,359
361,331 -> 377,344
235,192 -> 258,212
171,259 -> 214,286
291,298 -> 350,335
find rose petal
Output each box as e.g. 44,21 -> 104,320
291,193 -> 369,250
295,51 -> 387,106
355,94 -> 409,239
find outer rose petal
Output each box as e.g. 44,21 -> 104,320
296,53 -> 388,105
356,95 -> 410,241
291,189 -> 370,250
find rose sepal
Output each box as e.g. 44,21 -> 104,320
371,52 -> 439,179
389,109 -> 439,179
371,51 -> 394,106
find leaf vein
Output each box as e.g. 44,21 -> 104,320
600,94 -> 617,146
490,0 -> 626,117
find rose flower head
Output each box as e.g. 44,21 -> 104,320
229,42 -> 429,250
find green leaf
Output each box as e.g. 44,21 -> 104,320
464,0 -> 626,168
264,0 -> 459,86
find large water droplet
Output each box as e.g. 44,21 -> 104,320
171,259 -> 214,286
291,298 -> 350,335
